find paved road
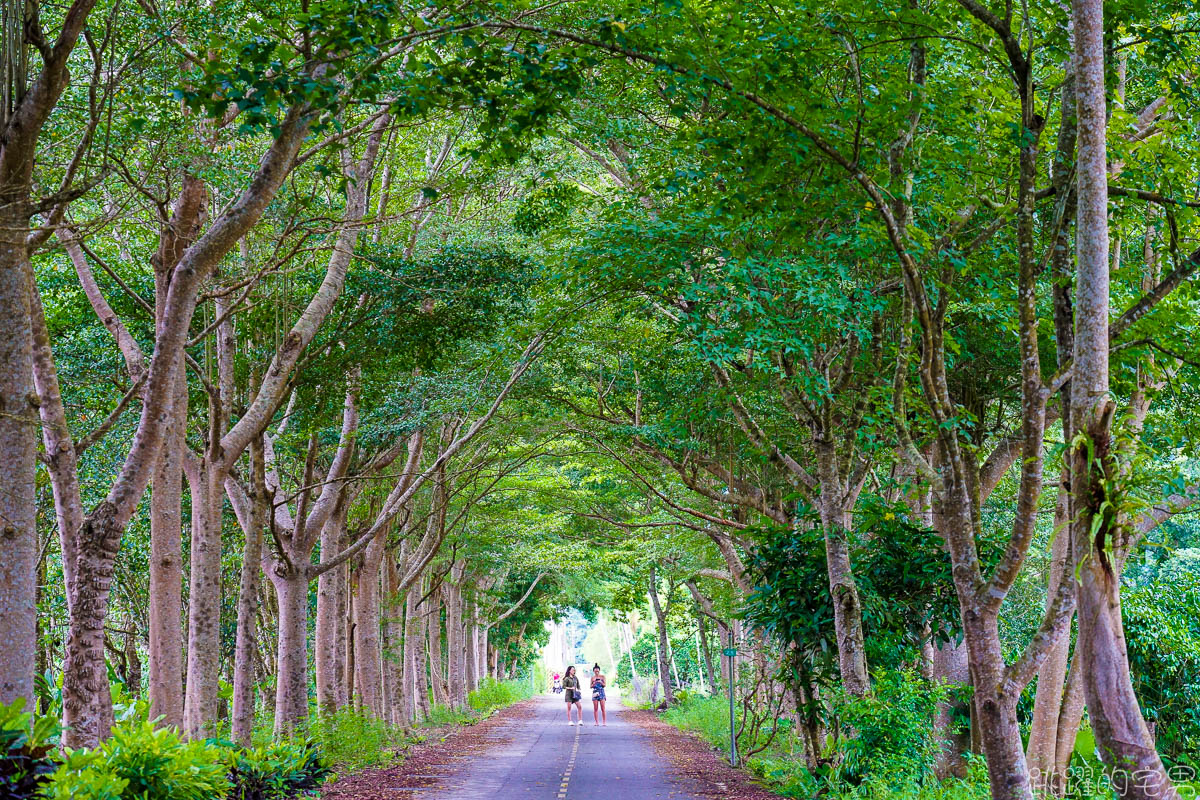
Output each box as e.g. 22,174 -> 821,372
408,693 -> 699,800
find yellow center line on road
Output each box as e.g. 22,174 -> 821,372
558,723 -> 581,799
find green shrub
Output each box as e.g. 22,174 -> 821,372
103,721 -> 230,800
307,707 -> 408,775
467,678 -> 532,714
660,670 -> 965,800
42,719 -> 229,800
422,704 -> 472,728
226,740 -> 329,800
833,670 -> 947,789
661,694 -> 733,750
4,697 -> 338,800
41,751 -> 129,800
0,698 -> 60,799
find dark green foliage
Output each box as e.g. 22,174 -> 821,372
0,699 -> 59,800
513,182 -> 585,235
742,517 -> 837,675
833,670 -> 948,789
225,740 -> 330,800
342,243 -> 536,371
176,0 -> 407,130
1123,574 -> 1200,767
744,498 -> 1003,681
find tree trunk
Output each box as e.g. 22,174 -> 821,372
148,366 -> 186,730
1053,659 -> 1086,791
401,585 -> 419,725
1069,0 -> 1175,794
184,463 -> 226,738
336,561 -> 351,705
964,612 -> 1035,800
414,592 -> 432,720
443,569 -> 466,709
697,616 -> 715,693
124,628 -> 142,697
815,439 -> 871,697
648,568 -> 675,705
931,637 -> 971,778
315,508 -> 347,714
428,596 -> 447,706
1027,481 -> 1072,792
231,520 -> 263,745
272,566 -> 310,735
479,625 -> 490,682
231,441 -> 267,746
464,600 -> 479,694
0,208 -> 38,710
62,507 -> 126,745
382,560 -> 405,725
345,586 -> 356,705
353,542 -> 385,718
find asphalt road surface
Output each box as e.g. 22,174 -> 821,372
407,693 -> 700,800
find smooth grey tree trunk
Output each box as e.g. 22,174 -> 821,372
1069,0 -> 1176,794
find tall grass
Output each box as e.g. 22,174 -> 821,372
467,678 -> 534,714
306,706 -> 413,775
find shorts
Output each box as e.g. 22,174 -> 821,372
592,686 -> 606,702
565,689 -> 580,703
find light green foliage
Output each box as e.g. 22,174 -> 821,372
467,678 -> 534,714
41,752 -> 130,800
45,721 -> 229,800
306,708 -> 411,775
421,705 -> 474,728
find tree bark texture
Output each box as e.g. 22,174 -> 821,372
648,568 -> 675,706
1069,1 -> 1175,793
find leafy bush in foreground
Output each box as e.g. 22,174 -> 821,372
0,698 -> 60,800
226,740 -> 329,800
46,721 -> 230,800
0,700 -> 333,800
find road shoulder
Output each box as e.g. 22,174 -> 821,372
622,708 -> 781,800
321,700 -> 539,799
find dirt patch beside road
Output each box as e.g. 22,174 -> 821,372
321,701 -> 538,799
621,708 -> 781,800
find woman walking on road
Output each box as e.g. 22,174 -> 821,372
590,663 -> 607,726
563,666 -> 583,725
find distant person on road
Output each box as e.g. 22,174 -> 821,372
563,666 -> 583,725
552,672 -> 562,693
590,663 -> 607,726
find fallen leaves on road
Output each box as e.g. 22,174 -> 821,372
621,709 -> 781,800
321,702 -> 538,799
